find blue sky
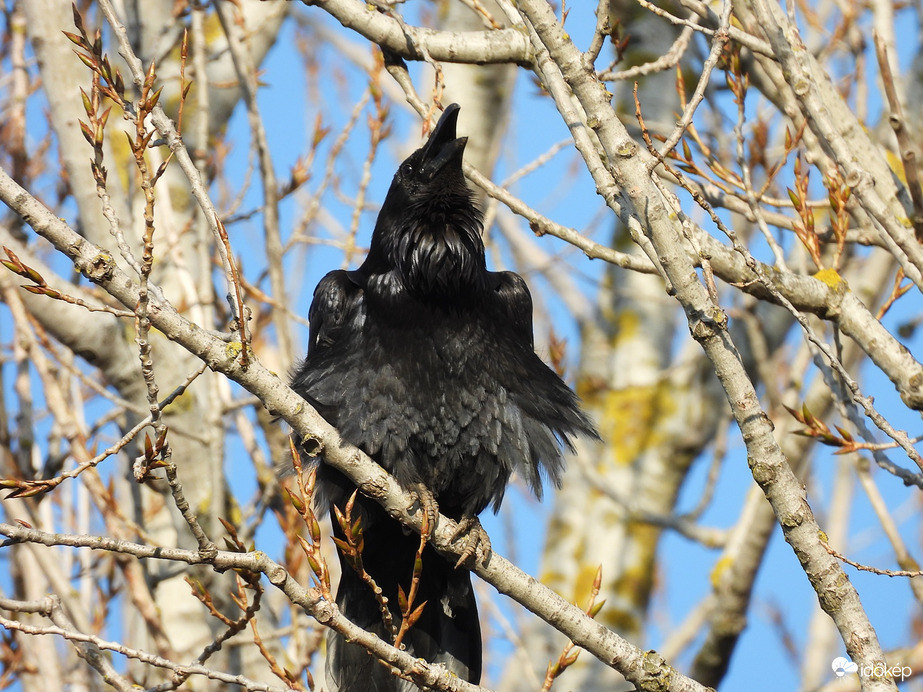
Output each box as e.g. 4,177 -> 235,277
4,2 -> 923,690
139,4 -> 923,689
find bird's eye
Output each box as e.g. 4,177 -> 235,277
400,162 -> 413,176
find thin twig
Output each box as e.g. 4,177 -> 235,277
635,0 -> 772,56
1,362 -> 208,498
214,1 -> 293,368
821,537 -> 923,578
216,217 -> 250,370
96,0 -> 251,363
0,596 -> 134,691
598,25 -> 694,81
652,3 -> 731,165
0,613 -> 288,692
464,163 -> 657,273
0,522 -> 490,692
873,32 -> 923,241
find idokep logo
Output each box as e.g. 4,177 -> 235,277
831,657 -> 912,681
832,657 -> 858,677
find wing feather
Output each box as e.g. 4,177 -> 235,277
307,270 -> 365,357
492,271 -> 534,349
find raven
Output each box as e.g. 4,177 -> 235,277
291,103 -> 597,690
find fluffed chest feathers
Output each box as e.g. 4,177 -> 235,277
334,302 -> 522,514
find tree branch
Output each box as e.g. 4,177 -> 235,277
513,0 -> 897,687
299,0 -> 532,65
0,166 -> 709,692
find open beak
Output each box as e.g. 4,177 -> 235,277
418,104 -> 468,182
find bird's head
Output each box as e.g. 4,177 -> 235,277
365,104 -> 486,300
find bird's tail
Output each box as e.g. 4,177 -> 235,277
324,498 -> 481,691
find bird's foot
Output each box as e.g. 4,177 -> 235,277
409,482 -> 438,543
450,515 -> 491,568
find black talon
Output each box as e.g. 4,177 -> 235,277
451,515 -> 492,568
409,482 -> 439,542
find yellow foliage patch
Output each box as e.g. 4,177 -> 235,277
710,554 -> 734,589
599,382 -> 677,466
813,267 -> 846,290
225,341 -> 243,359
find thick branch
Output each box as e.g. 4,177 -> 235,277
745,0 -> 923,291
514,0 -> 896,688
698,233 -> 923,410
0,167 -> 708,692
0,227 -> 147,401
299,0 -> 532,65
0,524 -> 482,692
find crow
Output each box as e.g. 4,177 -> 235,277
291,103 -> 597,691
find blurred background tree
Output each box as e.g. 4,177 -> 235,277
0,0 -> 921,690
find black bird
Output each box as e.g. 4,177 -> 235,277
291,104 -> 597,691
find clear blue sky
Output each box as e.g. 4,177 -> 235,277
3,3 -> 923,691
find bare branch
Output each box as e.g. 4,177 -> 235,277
0,166 -> 708,692
299,0 -> 532,65
514,0 -> 898,686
